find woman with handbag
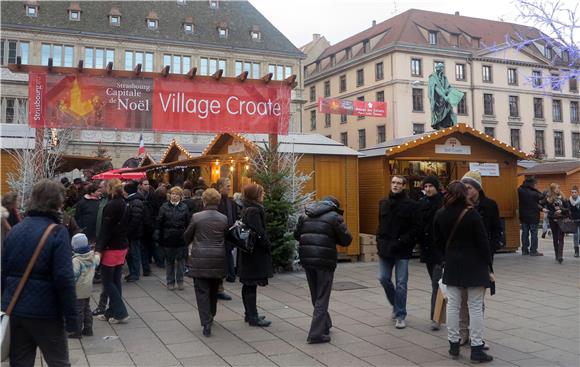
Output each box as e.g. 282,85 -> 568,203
183,188 -> 228,337
543,183 -> 571,264
238,184 -> 273,327
1,179 -> 77,366
433,181 -> 493,363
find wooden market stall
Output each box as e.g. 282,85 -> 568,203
358,123 -> 528,252
518,161 -> 580,196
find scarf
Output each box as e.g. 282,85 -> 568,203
570,196 -> 580,208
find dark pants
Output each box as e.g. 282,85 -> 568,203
101,264 -> 128,320
127,239 -> 142,280
305,268 -> 334,340
141,239 -> 152,274
193,278 -> 220,326
164,247 -> 186,285
226,249 -> 236,282
549,220 -> 565,260
426,263 -> 443,320
241,284 -> 258,319
521,222 -> 539,254
97,287 -> 108,310
75,298 -> 92,333
10,316 -> 70,367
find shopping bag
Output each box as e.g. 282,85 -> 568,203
1,312 -> 10,362
433,288 -> 447,324
438,278 -> 448,299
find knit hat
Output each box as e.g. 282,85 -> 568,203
461,171 -> 483,191
71,233 -> 90,254
421,176 -> 440,189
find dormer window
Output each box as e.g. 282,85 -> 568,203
184,23 -> 194,33
429,31 -> 437,45
177,0 -> 186,4
544,46 -> 552,60
148,19 -> 158,30
562,50 -> 569,63
218,27 -> 228,38
363,40 -> 370,53
26,5 -> 38,17
69,10 -> 80,21
209,0 -> 219,9
251,30 -> 261,40
110,15 -> 120,26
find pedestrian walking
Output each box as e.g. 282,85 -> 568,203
570,186 -> 580,258
376,175 -> 419,329
69,233 -> 100,338
183,188 -> 229,337
433,181 -> 493,363
95,179 -> 130,324
294,196 -> 352,344
124,181 -> 145,282
1,179 -> 77,366
417,176 -> 444,331
543,183 -> 570,263
518,176 -> 544,256
238,184 -> 273,327
156,186 -> 190,290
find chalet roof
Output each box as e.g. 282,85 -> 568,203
159,139 -> 207,164
2,1 -> 304,58
360,123 -> 528,159
520,161 -> 580,176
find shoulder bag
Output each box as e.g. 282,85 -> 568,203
1,223 -> 57,362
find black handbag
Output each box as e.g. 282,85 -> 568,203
557,218 -> 577,234
227,220 -> 258,253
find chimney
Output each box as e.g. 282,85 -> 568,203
372,20 -> 376,27
313,33 -> 321,41
454,11 -> 460,16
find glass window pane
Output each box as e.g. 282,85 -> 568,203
235,61 -> 242,76
276,65 -> 283,80
41,44 -> 50,65
1,40 -> 5,65
95,48 -> 104,68
243,62 -> 251,73
85,48 -> 94,68
173,55 -> 181,74
209,59 -> 217,75
200,58 -> 208,75
285,66 -> 292,78
145,53 -> 153,72
134,52 -> 143,67
252,63 -> 260,79
182,56 -> 190,74
19,42 -> 29,64
8,41 -> 17,64
124,51 -> 133,70
106,49 -> 114,66
64,46 -> 73,67
268,64 -> 275,75
52,45 -> 62,66
163,54 -> 171,68
218,59 -> 226,75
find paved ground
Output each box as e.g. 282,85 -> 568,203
43,237 -> 580,366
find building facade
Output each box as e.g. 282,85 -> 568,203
1,0 -> 304,167
303,9 -> 580,159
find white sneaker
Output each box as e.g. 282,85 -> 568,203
108,316 -> 130,324
95,314 -> 108,321
395,319 -> 406,329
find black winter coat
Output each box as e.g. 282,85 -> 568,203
418,193 -> 444,264
218,194 -> 239,250
518,184 -> 543,224
75,195 -> 101,242
376,192 -> 419,259
476,192 -> 502,253
126,193 -> 144,240
183,205 -> 228,279
156,201 -> 190,248
237,200 -> 273,281
96,197 -> 129,252
434,204 -> 492,288
294,201 -> 352,271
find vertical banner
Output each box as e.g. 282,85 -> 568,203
29,72 -> 47,127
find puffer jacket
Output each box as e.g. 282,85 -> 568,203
1,211 -> 78,332
518,183 -> 543,224
72,251 -> 101,299
294,200 -> 352,271
126,193 -> 144,240
183,205 -> 228,279
376,191 -> 419,259
156,201 -> 190,248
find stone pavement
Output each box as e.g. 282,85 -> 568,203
54,237 -> 580,366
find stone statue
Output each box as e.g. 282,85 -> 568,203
428,63 -> 464,130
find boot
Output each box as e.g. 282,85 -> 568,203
202,324 -> 211,337
470,345 -> 493,363
448,341 -> 460,357
575,248 -> 579,258
248,317 -> 271,327
244,315 -> 266,322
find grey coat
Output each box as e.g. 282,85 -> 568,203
183,205 -> 228,279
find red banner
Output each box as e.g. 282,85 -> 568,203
28,72 -> 291,134
318,97 -> 386,117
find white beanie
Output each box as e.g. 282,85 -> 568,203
71,233 -> 90,254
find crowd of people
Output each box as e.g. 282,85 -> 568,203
0,170 -> 577,366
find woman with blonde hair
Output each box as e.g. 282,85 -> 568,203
95,178 -> 130,323
543,183 -> 570,263
156,186 -> 191,289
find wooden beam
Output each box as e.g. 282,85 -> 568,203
186,67 -> 197,79
106,61 -> 113,74
212,69 -> 223,81
134,63 -> 142,76
262,72 -> 273,83
77,60 -> 84,72
237,71 -> 248,82
161,65 -> 170,77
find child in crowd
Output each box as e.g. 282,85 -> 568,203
70,233 -> 101,338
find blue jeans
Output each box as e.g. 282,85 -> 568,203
573,223 -> 580,250
127,239 -> 142,279
521,223 -> 539,253
101,264 -> 128,320
378,257 -> 409,320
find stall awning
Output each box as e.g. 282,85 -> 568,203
55,155 -> 111,173
519,161 -> 580,176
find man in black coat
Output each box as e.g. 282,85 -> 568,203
377,175 -> 419,330
417,176 -> 444,330
518,176 -> 544,256
124,181 -> 145,282
215,178 -> 237,300
294,196 -> 352,344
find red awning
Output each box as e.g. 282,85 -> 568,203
91,168 -> 145,180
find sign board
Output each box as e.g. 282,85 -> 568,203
435,137 -> 471,155
227,140 -> 245,154
28,72 -> 291,134
318,97 -> 387,117
469,162 -> 500,176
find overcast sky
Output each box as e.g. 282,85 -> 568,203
249,0 -> 569,48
